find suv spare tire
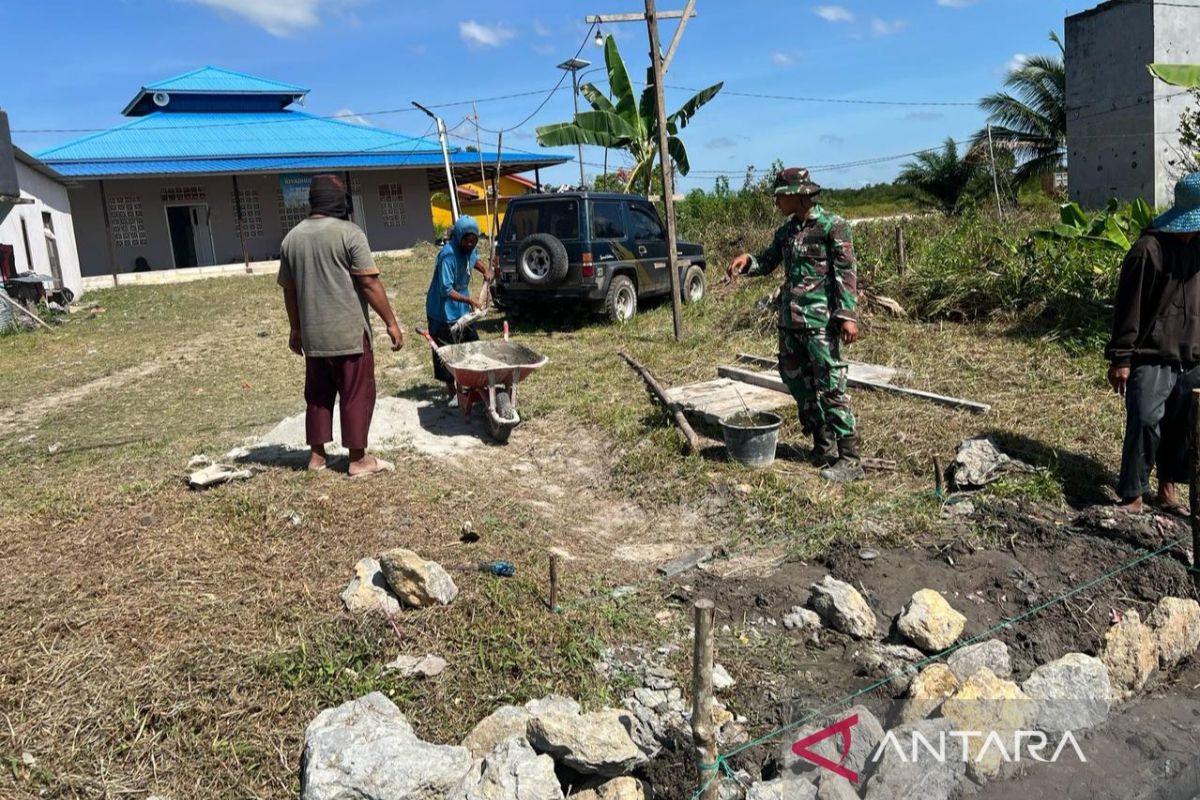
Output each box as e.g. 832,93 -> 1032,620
516,233 -> 569,287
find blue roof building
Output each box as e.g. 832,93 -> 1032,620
36,67 -> 568,282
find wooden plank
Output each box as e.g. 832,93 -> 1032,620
734,352 -> 909,385
657,546 -> 713,577
717,365 -> 991,415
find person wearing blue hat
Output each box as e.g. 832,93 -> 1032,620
1106,171 -> 1200,514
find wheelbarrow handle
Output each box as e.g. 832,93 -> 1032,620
414,327 -> 439,351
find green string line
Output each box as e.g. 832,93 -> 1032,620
688,533 -> 1190,798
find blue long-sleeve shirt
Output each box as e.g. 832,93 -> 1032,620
425,216 -> 480,324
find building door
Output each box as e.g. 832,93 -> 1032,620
351,191 -> 368,236
41,212 -> 62,288
166,203 -> 216,268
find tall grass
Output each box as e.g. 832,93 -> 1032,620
675,195 -> 1123,350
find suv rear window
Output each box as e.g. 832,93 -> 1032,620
504,200 -> 580,242
591,200 -> 625,239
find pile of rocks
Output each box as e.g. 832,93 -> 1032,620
739,578 -> 1200,799
301,693 -> 654,800
341,548 -> 459,616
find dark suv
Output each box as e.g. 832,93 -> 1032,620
491,192 -> 707,322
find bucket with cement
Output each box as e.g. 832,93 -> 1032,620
721,411 -> 783,468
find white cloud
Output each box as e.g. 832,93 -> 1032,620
183,0 -> 360,38
1004,53 -> 1030,72
332,108 -> 371,126
905,110 -> 943,121
533,19 -> 552,37
707,136 -> 738,149
870,17 -> 909,36
937,0 -> 978,6
771,52 -> 796,67
814,5 -> 855,23
819,134 -> 845,145
459,19 -> 515,48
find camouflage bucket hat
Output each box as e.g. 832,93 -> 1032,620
773,167 -> 822,196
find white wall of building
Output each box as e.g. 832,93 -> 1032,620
70,169 -> 435,278
1067,0 -> 1200,209
0,159 -> 81,297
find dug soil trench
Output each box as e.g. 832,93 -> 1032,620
636,500 -> 1200,798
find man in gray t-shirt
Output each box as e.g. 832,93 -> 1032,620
278,174 -> 403,478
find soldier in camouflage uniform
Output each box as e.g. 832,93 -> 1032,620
727,167 -> 863,482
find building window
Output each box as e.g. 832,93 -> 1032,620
161,185 -> 206,203
231,190 -> 264,238
108,194 -> 147,247
278,192 -> 309,234
379,182 -> 406,227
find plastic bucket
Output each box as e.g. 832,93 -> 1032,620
721,411 -> 783,469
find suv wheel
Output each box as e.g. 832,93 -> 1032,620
682,265 -> 706,304
604,275 -> 637,323
516,233 -> 570,287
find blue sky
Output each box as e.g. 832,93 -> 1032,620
2,0 -> 1098,189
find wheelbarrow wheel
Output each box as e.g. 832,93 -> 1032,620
487,389 -> 517,443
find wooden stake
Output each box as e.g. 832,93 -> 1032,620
1191,390 -> 1200,588
934,455 -> 944,498
620,351 -> 701,454
692,598 -> 718,800
895,226 -> 906,277
549,552 -> 561,612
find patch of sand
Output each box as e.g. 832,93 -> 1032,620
235,396 -> 487,463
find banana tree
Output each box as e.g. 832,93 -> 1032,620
1149,63 -> 1200,87
536,35 -> 722,195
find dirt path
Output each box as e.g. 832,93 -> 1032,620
0,361 -> 166,438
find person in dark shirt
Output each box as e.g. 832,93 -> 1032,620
1105,172 -> 1200,513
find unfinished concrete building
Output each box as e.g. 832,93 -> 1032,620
1066,0 -> 1200,209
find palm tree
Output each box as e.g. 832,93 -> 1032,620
897,138 -> 982,216
535,35 -> 722,195
976,31 -> 1066,185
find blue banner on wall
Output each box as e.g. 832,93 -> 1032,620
279,173 -> 314,208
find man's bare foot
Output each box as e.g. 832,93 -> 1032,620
1154,483 -> 1189,517
349,455 -> 394,479
1115,497 -> 1145,513
308,447 -> 327,471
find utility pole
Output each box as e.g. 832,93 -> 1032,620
585,0 -> 696,342
413,101 -> 460,220
986,124 -> 1004,219
558,58 -> 591,187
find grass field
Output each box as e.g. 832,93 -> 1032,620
0,240 -> 1124,798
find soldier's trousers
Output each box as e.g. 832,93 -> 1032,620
777,328 -> 857,440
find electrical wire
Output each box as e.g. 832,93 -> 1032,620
475,22 -> 598,136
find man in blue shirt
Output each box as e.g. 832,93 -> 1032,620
425,215 -> 492,399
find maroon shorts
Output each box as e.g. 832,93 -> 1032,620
304,333 -> 376,449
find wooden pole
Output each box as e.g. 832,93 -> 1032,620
987,124 -> 1004,219
895,226 -> 906,278
232,174 -> 251,274
97,179 -> 119,287
645,0 -> 685,342
934,455 -> 945,498
692,598 -> 718,800
549,552 -> 561,611
619,350 -> 700,454
1191,390 -> 1200,589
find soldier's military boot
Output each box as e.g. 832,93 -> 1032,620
820,435 -> 865,482
812,426 -> 838,467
